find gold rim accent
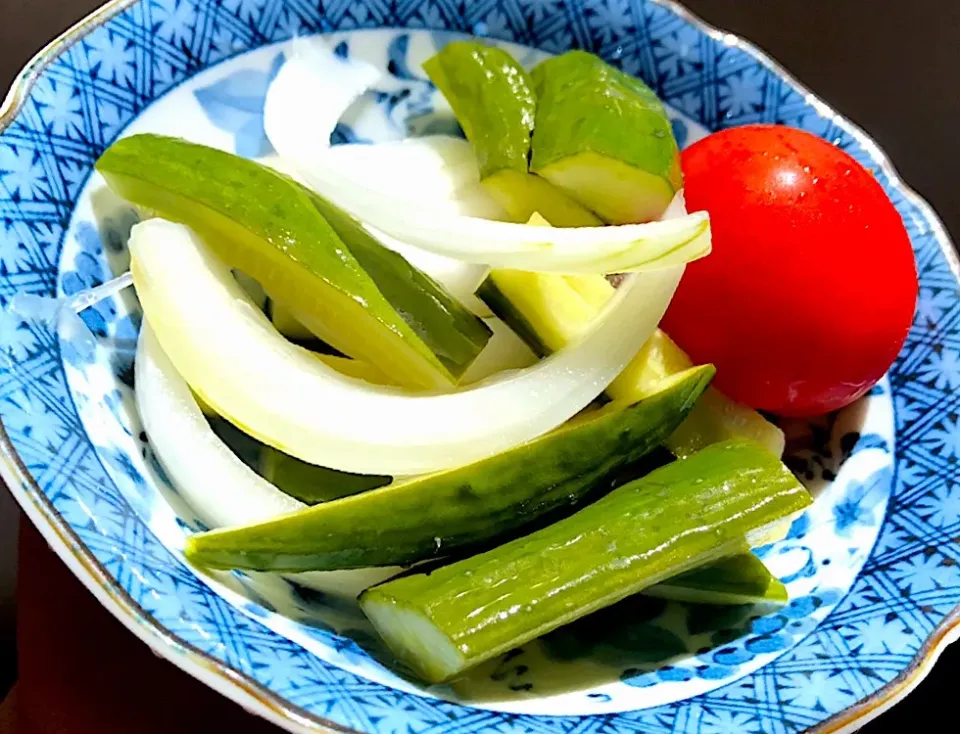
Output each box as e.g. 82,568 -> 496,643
0,0 -> 135,125
0,1 -> 957,732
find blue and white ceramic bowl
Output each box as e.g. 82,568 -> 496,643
1,1 -> 958,732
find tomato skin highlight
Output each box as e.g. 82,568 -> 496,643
660,124 -> 918,417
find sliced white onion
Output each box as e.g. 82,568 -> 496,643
264,36 -> 381,159
136,323 -> 397,595
263,37 -> 504,220
131,218 -> 682,475
459,317 -> 538,385
263,39 -> 502,219
662,190 -> 688,220
322,137 -> 479,202
285,162 -> 711,273
266,136 -> 480,199
366,224 -> 491,315
256,144 -> 493,314
316,137 -> 507,220
263,40 -> 710,275
136,324 -> 304,526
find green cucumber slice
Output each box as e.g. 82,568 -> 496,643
481,170 -> 603,227
422,41 -> 534,179
644,553 -> 788,605
665,387 -> 785,460
475,270 -> 591,358
305,188 -> 492,374
530,51 -> 681,223
97,134 -> 488,388
476,270 -> 784,458
360,439 -> 811,683
260,447 -> 391,505
423,41 -> 599,226
184,365 -> 714,572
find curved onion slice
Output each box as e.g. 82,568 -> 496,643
264,36 -> 381,160
321,137 -> 481,202
329,156 -> 505,223
365,224 -> 491,316
285,162 -> 710,274
256,144 -> 493,313
263,37 -> 504,220
131,218 -> 683,475
310,137 -> 507,220
459,317 -> 538,385
264,39 -> 503,220
136,324 -> 304,526
261,137 -> 487,210
136,323 -> 397,595
263,40 -> 710,274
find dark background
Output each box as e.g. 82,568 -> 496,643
0,1 -> 956,731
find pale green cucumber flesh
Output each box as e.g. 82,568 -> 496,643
537,152 -> 676,225
260,447 -> 391,505
530,51 -> 681,223
423,41 -> 535,179
666,387 -> 786,460
96,134 -> 459,389
183,366 -> 714,572
475,276 -> 561,358
481,170 -> 603,227
477,270 -> 784,458
360,439 -> 812,683
644,553 -> 788,605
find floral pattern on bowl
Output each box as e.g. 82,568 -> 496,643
0,1 -> 958,733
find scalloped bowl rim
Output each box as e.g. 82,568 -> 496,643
0,1 -> 957,733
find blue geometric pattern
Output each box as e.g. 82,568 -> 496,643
0,1 -> 957,732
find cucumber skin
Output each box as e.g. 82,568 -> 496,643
304,189 -> 492,377
260,447 -> 391,505
184,366 -> 714,572
361,440 -> 811,683
475,277 -> 553,359
530,51 -> 680,184
97,134 -> 478,388
96,135 -> 378,302
530,51 -> 681,222
423,42 -> 535,179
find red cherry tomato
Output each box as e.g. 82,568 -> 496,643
660,125 -> 918,417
